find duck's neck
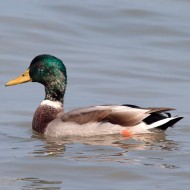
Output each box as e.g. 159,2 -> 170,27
32,100 -> 63,134
44,79 -> 66,103
33,77 -> 67,133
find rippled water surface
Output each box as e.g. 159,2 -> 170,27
0,0 -> 190,189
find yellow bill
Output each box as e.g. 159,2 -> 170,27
5,69 -> 32,86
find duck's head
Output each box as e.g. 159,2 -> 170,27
6,54 -> 67,103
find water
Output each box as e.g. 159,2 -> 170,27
0,0 -> 190,189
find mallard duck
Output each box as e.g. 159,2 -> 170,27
6,54 -> 183,137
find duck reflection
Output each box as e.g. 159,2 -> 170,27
31,132 -> 179,157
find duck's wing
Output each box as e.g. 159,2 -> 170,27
102,106 -> 174,126
62,107 -> 112,124
61,105 -> 175,127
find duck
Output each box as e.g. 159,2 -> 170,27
6,54 -> 183,137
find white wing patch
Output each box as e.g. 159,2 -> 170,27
144,117 -> 175,130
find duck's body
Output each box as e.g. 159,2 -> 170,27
6,54 -> 183,137
35,100 -> 182,137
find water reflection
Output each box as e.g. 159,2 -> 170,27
32,133 -> 179,157
32,135 -> 66,157
19,177 -> 62,190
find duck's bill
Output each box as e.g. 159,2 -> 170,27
5,69 -> 32,86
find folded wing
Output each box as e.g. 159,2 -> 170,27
61,105 -> 177,128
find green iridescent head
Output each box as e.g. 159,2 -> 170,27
6,54 -> 67,103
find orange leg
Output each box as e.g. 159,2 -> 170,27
121,130 -> 133,139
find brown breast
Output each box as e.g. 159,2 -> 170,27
32,105 -> 63,134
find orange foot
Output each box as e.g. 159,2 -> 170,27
121,130 -> 133,139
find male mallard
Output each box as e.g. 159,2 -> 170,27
6,54 -> 183,137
